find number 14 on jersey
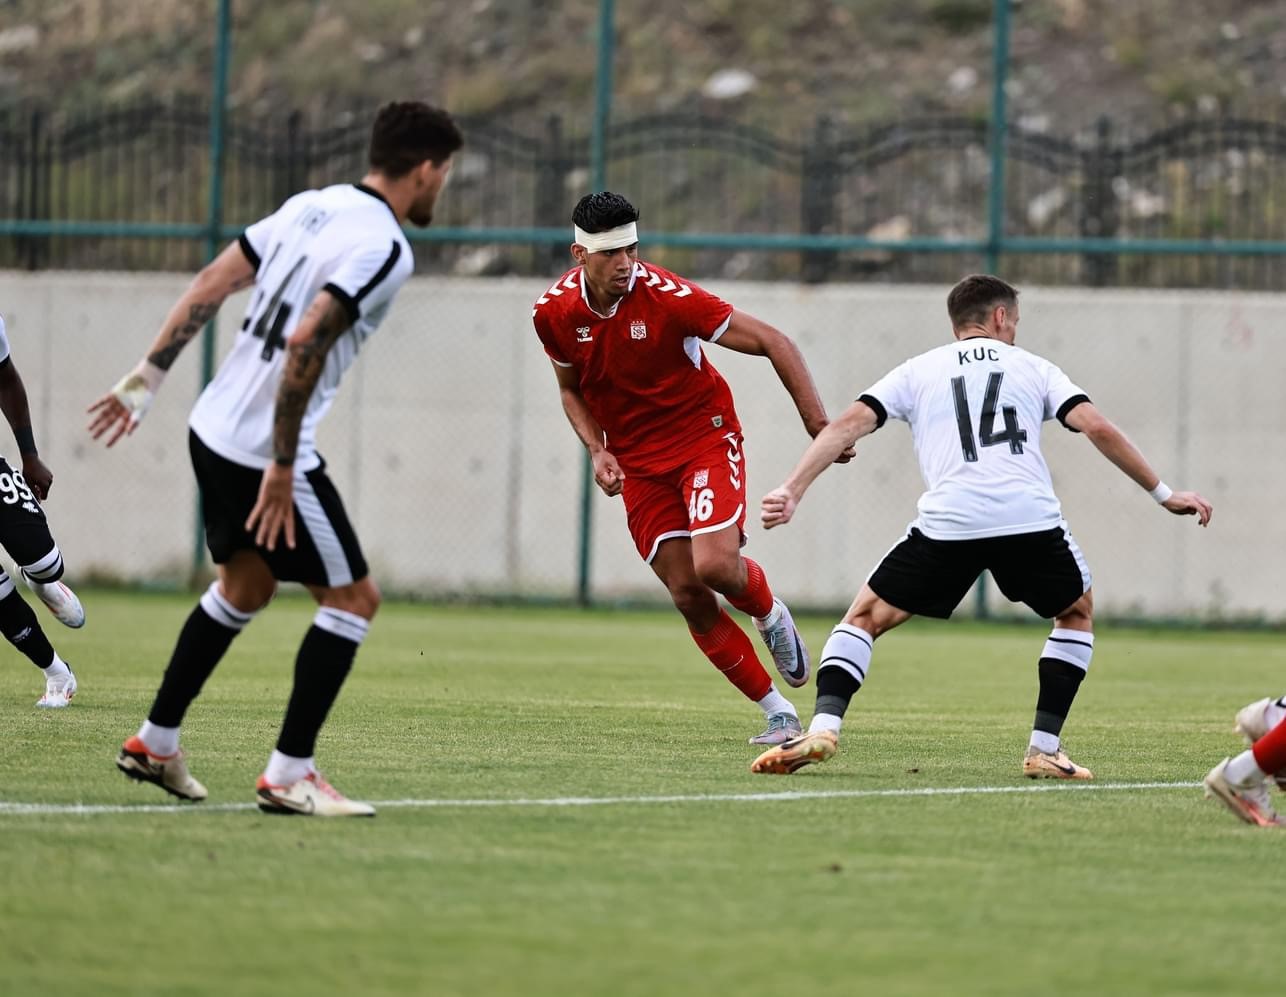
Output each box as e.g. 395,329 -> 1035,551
950,371 -> 1027,462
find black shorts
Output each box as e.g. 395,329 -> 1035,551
868,523 -> 1091,620
189,430 -> 368,588
0,457 -> 61,572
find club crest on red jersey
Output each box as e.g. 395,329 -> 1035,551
630,320 -> 647,340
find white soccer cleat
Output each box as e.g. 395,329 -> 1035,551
23,572 -> 85,629
35,667 -> 76,708
116,735 -> 208,801
748,711 -> 803,746
256,771 -> 375,817
1204,758 -> 1283,828
754,598 -> 811,688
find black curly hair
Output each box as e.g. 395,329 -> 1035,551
368,101 -> 463,178
572,191 -> 639,233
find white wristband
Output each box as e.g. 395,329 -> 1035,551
131,359 -> 168,393
110,360 -> 167,427
1148,481 -> 1173,504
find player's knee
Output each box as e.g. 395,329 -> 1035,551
691,554 -> 739,595
217,577 -> 275,614
668,580 -> 714,620
319,576 -> 381,620
1055,589 -> 1093,629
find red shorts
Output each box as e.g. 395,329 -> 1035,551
622,432 -> 749,563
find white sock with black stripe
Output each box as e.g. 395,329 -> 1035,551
198,581 -> 257,632
808,624 -> 875,735
1030,628 -> 1093,754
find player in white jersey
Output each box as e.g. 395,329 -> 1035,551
0,314 -> 85,707
87,102 -> 462,816
749,274 -> 1212,779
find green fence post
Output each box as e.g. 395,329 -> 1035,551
975,0 -> 1012,620
193,0 -> 232,582
575,0 -> 615,607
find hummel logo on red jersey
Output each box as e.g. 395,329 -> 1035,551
630,320 -> 647,339
575,326 -> 592,343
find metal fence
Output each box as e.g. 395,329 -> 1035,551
5,101 -> 1286,289
2,0 -> 1284,616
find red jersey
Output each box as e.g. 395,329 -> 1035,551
532,261 -> 741,476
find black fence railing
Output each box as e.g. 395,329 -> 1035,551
3,100 -> 1286,288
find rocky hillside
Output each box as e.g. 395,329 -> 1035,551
2,0 -> 1285,133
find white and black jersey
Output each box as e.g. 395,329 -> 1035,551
859,337 -> 1089,540
0,314 -> 11,366
188,183 -> 414,471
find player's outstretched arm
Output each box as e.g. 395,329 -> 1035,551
762,398 -> 879,529
87,241 -> 256,446
0,356 -> 53,499
1063,402 -> 1212,526
717,310 -> 854,464
246,290 -> 352,552
551,362 -> 624,497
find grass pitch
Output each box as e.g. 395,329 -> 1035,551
2,591 -> 1284,996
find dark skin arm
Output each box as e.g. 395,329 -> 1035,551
552,361 -> 624,496
245,291 -> 353,550
0,356 -> 52,499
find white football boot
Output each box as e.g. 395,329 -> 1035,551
35,667 -> 76,708
256,771 -> 375,817
753,598 -> 811,688
117,736 -> 208,801
23,571 -> 85,629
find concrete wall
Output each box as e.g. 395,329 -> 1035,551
0,271 -> 1279,620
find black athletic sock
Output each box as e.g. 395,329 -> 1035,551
276,623 -> 363,758
0,588 -> 55,669
815,665 -> 863,719
1033,657 -> 1087,738
147,603 -> 243,727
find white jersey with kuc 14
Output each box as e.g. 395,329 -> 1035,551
858,337 -> 1090,540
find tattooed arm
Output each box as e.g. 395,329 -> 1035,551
245,291 -> 353,551
87,240 -> 257,446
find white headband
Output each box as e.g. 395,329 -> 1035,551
574,222 -> 638,253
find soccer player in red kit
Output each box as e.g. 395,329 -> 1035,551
532,192 -> 851,745
1205,696 -> 1286,827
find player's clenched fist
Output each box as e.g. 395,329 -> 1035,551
761,486 -> 799,530
592,449 -> 625,497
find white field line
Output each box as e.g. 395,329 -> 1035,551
0,780 -> 1203,817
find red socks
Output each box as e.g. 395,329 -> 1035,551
690,609 -> 772,702
725,557 -> 774,620
1253,714 -> 1286,774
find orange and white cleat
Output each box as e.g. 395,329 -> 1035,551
1022,744 -> 1093,780
750,730 -> 838,774
1204,758 -> 1283,828
256,771 -> 375,817
116,735 -> 208,801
